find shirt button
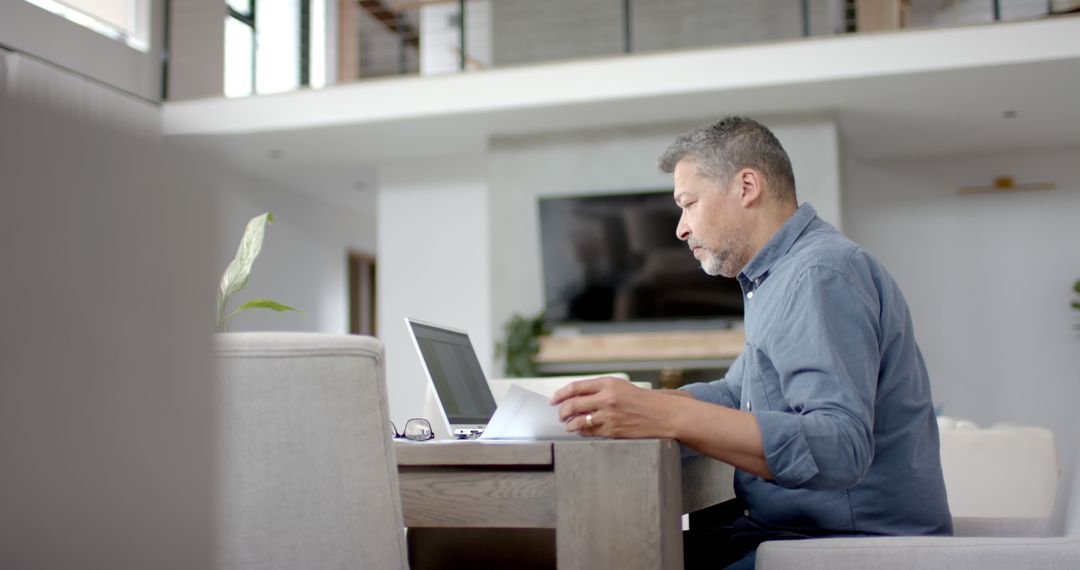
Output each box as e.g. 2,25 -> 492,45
743,510 -> 750,517
747,291 -> 754,299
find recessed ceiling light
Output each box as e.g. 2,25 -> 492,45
1003,110 -> 1018,119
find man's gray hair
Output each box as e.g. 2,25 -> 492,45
658,116 -> 796,202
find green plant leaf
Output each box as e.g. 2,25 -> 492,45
220,212 -> 273,299
217,213 -> 273,330
1074,279 -> 1080,294
226,298 -> 303,320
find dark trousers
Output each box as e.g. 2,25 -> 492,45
408,528 -> 556,570
685,498 -> 865,570
408,500 -> 822,570
684,521 -> 813,569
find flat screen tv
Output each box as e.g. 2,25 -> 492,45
538,190 -> 744,328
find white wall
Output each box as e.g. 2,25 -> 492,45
491,0 -> 623,66
488,117 -> 842,358
630,0 -> 837,52
1,61 -> 215,570
169,0 -> 225,99
777,119 -> 843,226
844,146 -> 1080,523
1,48 -> 159,135
0,0 -> 165,100
214,171 -> 376,334
376,155 -> 492,426
910,0 -> 1049,27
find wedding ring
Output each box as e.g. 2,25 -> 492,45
585,413 -> 595,428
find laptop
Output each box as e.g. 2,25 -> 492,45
405,317 -> 499,439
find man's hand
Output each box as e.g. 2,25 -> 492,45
550,377 -> 689,439
553,377 -> 774,479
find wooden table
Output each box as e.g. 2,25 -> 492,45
396,439 -> 735,570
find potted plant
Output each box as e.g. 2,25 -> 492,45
1072,279 -> 1080,329
216,212 -> 300,332
495,312 -> 548,377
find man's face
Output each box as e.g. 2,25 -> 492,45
673,160 -> 747,278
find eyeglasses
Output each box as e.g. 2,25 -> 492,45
390,418 -> 434,441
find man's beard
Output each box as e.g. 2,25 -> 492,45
689,237 -> 739,278
699,248 -> 732,277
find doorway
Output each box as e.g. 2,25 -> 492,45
348,251 -> 376,335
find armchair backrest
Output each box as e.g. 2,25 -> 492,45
938,420 -> 1058,519
1067,452 -> 1080,537
214,333 -> 407,570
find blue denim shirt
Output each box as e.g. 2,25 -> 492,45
683,203 -> 952,536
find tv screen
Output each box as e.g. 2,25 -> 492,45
538,190 -> 744,326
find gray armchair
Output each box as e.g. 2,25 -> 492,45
214,333 -> 408,570
756,458 -> 1080,569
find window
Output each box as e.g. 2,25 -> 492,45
253,0 -> 300,94
224,0 -> 256,97
308,0 -> 325,87
25,0 -> 151,51
225,0 -> 323,98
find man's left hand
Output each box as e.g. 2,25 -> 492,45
550,377 -> 687,439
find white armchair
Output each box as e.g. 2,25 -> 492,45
756,420 -> 1077,569
939,418 -> 1059,521
214,333 -> 408,570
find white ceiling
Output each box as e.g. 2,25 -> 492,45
162,17 -> 1080,209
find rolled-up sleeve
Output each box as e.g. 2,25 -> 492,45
755,264 -> 879,491
681,352 -> 744,409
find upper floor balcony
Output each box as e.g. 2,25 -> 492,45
163,7 -> 1080,170
209,0 -> 1079,99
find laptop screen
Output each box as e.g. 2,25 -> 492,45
408,320 -> 497,425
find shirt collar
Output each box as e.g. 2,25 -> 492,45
739,203 -> 818,283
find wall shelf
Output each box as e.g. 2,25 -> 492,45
534,329 -> 745,376
959,176 -> 1055,195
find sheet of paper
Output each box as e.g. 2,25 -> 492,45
479,384 -> 582,440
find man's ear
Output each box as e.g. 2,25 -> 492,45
738,168 -> 764,207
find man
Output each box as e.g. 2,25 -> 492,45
551,116 -> 952,569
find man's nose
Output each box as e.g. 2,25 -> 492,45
676,212 -> 690,241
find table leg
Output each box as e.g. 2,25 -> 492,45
554,440 -> 683,570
